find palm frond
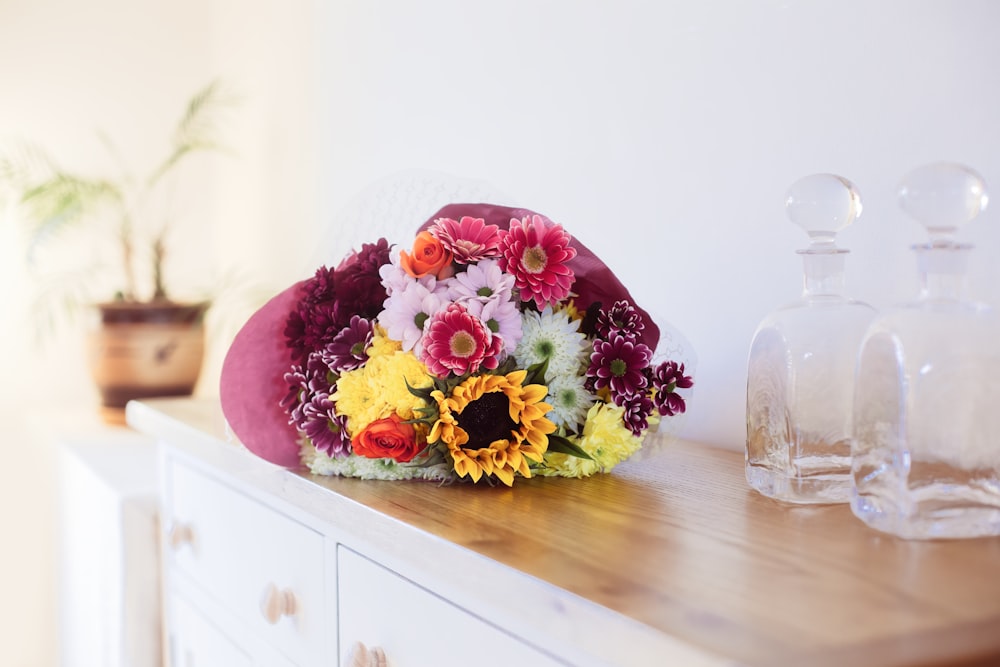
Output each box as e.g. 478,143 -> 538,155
148,79 -> 238,188
20,173 -> 122,259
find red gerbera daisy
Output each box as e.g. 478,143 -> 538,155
421,302 -> 503,377
498,214 -> 577,310
431,216 -> 502,264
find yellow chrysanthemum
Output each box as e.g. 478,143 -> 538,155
563,299 -> 584,323
332,350 -> 430,434
367,324 -> 402,358
429,370 -> 555,486
540,402 -> 646,478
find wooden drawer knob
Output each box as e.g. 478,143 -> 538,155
259,582 -> 298,624
346,642 -> 387,667
167,521 -> 194,551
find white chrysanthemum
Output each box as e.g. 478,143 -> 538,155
514,305 -> 589,379
546,373 -> 595,430
303,441 -> 455,482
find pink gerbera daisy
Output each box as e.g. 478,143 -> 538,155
421,302 -> 503,377
431,216 -> 502,264
498,215 -> 577,310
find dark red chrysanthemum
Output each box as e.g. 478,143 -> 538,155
586,334 -> 652,404
497,214 -> 577,310
321,315 -> 373,373
596,300 -> 645,342
331,238 -> 391,329
284,266 -> 339,363
649,360 -> 693,417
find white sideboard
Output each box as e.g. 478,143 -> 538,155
126,397 -> 1000,667
57,430 -> 162,667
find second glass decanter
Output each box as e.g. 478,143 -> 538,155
746,174 -> 876,504
852,162 -> 1000,539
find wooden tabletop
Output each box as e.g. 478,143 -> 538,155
130,398 -> 1000,667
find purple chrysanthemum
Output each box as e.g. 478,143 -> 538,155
649,360 -> 693,416
586,334 -> 652,403
320,315 -> 374,373
283,354 -> 352,457
596,300 -> 645,342
621,392 -> 654,436
300,398 -> 351,457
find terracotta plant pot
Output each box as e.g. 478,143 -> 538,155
87,301 -> 209,423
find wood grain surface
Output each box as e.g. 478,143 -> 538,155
133,398 -> 1000,667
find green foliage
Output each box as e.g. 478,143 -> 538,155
0,79 -> 237,318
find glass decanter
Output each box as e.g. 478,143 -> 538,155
852,162 -> 1000,539
746,174 -> 876,503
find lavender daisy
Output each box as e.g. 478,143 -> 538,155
378,280 -> 448,354
445,259 -> 515,303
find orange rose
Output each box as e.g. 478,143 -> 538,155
399,231 -> 454,279
352,414 -> 425,463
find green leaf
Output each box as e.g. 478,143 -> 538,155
524,359 -> 549,386
546,434 -> 594,460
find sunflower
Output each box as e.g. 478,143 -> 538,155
428,369 -> 555,486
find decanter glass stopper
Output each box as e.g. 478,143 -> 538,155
898,162 -> 988,246
745,173 -> 874,505
786,173 -> 863,251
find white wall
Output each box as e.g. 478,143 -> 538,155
315,0 -> 1000,449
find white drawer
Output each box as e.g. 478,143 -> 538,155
338,546 -> 566,666
170,593 -> 254,667
164,458 -> 327,666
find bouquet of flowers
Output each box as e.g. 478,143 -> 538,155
220,204 -> 693,486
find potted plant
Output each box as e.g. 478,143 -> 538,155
1,80 -> 236,422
